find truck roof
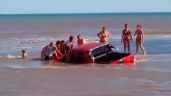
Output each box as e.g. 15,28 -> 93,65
72,42 -> 106,52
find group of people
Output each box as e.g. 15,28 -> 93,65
41,23 -> 146,61
97,24 -> 146,55
41,35 -> 86,61
122,24 -> 146,54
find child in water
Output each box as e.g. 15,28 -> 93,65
21,48 -> 28,59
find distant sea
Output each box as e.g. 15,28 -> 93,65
0,12 -> 171,56
0,12 -> 171,96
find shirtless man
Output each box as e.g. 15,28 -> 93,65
97,26 -> 110,43
77,34 -> 86,46
121,24 -> 133,53
134,25 -> 146,54
65,36 -> 74,51
41,42 -> 59,60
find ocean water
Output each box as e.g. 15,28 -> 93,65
0,13 -> 171,96
0,13 -> 171,56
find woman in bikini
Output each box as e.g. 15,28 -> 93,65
121,24 -> 133,53
134,25 -> 146,54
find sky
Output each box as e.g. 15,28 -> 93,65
0,0 -> 171,14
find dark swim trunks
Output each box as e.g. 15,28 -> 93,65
45,55 -> 51,60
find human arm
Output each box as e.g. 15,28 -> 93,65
97,32 -> 101,38
107,31 -> 110,38
134,30 -> 137,36
54,46 -> 62,56
141,29 -> 144,44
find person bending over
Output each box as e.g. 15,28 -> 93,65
134,25 -> 146,55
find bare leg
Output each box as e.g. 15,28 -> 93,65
136,41 -> 139,54
124,42 -> 126,53
128,41 -> 130,53
140,44 -> 146,55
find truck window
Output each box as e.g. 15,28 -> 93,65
91,46 -> 105,57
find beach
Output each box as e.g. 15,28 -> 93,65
0,13 -> 171,96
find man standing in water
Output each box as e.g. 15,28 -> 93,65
121,24 -> 133,53
77,34 -> 86,46
134,25 -> 146,55
97,26 -> 110,43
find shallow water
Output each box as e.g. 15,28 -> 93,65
0,13 -> 171,96
0,54 -> 171,96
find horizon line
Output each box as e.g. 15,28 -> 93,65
1,12 -> 171,15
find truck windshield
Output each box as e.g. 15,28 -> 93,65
91,44 -> 117,57
91,46 -> 105,57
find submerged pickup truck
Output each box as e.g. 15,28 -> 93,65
66,42 -> 134,64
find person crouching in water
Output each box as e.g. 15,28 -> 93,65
55,40 -> 64,60
60,40 -> 66,54
21,48 -> 28,59
41,42 -> 58,60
